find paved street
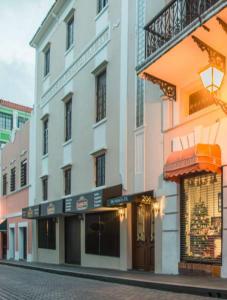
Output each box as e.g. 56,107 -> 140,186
0,265 -> 214,300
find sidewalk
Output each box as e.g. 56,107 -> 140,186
0,260 -> 227,298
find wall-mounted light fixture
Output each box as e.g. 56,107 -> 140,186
153,201 -> 160,216
118,207 -> 125,221
192,35 -> 227,114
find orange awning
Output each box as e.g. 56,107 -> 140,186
164,144 -> 222,183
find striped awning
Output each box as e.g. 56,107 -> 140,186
164,144 -> 222,183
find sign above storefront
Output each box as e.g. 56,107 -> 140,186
107,195 -> 133,207
107,190 -> 154,207
22,205 -> 40,219
40,199 -> 64,217
65,190 -> 103,213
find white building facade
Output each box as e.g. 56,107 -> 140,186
23,0 -> 227,278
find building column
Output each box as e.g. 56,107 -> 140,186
221,166 -> 227,278
161,181 -> 180,275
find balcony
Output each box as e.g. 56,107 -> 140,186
137,0 -> 227,88
145,0 -> 220,58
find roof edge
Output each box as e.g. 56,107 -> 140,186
30,0 -> 67,48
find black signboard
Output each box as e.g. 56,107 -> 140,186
22,205 -> 40,219
40,199 -> 64,217
65,190 -> 103,213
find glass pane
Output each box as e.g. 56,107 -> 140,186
137,204 -> 145,242
150,207 -> 155,242
181,173 -> 222,264
85,214 -> 100,255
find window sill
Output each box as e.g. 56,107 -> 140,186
92,185 -> 106,192
42,153 -> 49,160
134,125 -> 145,133
5,184 -> 30,197
65,44 -> 75,56
95,4 -> 109,21
62,194 -> 72,199
63,139 -> 72,147
43,73 -> 50,82
93,118 -> 107,129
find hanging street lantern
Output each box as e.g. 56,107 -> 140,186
199,65 -> 224,93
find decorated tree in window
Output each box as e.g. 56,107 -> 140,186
190,201 -> 210,257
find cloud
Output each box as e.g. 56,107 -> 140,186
0,0 -> 54,106
0,60 -> 34,107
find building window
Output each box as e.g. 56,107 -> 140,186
0,112 -> 13,130
65,99 -> 72,142
136,78 -> 144,128
42,177 -> 48,201
181,173 -> 222,265
97,0 -> 108,14
189,89 -> 214,115
64,168 -> 71,196
95,154 -> 105,187
17,116 -> 28,129
66,15 -> 74,50
43,119 -> 48,155
44,47 -> 50,77
85,211 -> 120,257
2,174 -> 7,196
96,70 -> 106,123
38,218 -> 56,250
10,167 -> 16,192
20,160 -> 27,187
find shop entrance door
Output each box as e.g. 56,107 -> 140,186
2,232 -> 7,259
22,227 -> 27,260
65,216 -> 81,265
9,228 -> 15,259
132,199 -> 155,271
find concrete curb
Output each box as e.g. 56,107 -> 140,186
0,261 -> 227,299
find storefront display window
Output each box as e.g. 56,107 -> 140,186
38,218 -> 56,250
85,211 -> 120,257
181,173 -> 222,264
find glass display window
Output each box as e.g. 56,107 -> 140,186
181,173 -> 222,264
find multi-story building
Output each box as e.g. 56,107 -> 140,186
0,99 -> 32,147
0,121 -> 32,261
137,0 -> 227,277
23,0 -> 227,278
24,0 -> 133,269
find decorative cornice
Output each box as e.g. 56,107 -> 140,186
192,35 -> 225,71
141,72 -> 176,101
40,26 -> 110,108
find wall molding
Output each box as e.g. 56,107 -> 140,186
40,26 -> 110,107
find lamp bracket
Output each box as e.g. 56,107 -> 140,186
212,94 -> 227,115
217,17 -> 227,34
141,72 -> 176,101
192,36 -> 225,72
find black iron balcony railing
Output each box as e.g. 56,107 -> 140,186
145,0 -> 220,58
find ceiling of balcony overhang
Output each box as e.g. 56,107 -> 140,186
140,7 -> 227,90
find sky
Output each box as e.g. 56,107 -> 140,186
0,0 -> 55,107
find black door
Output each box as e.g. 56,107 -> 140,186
23,228 -> 27,260
2,232 -> 7,259
132,200 -> 155,271
65,216 -> 81,264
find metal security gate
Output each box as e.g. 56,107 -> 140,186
180,172 -> 222,265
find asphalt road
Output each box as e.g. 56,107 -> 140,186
0,265 -> 212,300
